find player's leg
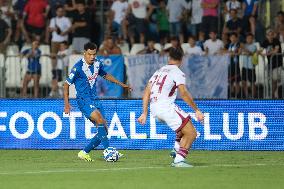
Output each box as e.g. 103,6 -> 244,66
170,131 -> 182,158
90,110 -> 109,149
78,110 -> 106,161
172,121 -> 197,167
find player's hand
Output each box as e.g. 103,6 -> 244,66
122,84 -> 132,91
138,113 -> 147,125
64,103 -> 72,115
195,110 -> 204,123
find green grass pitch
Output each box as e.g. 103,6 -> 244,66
0,150 -> 283,189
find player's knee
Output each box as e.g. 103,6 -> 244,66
191,129 -> 197,139
96,118 -> 106,125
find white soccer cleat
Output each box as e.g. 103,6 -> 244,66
171,161 -> 193,168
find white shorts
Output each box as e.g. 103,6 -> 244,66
150,102 -> 191,132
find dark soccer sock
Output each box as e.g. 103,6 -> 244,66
83,134 -> 101,153
98,125 -> 109,149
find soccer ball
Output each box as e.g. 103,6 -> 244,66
103,147 -> 119,162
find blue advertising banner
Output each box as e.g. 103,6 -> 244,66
126,54 -> 229,98
96,55 -> 125,97
0,99 -> 283,150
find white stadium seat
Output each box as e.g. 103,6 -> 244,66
154,43 -> 162,52
4,56 -> 22,88
39,44 -> 51,55
39,56 -> 52,86
163,43 -> 172,50
130,43 -> 145,55
181,43 -> 190,53
119,42 -> 130,55
0,53 -> 4,67
68,54 -> 82,72
68,54 -> 82,98
20,43 -> 31,53
6,45 -> 19,56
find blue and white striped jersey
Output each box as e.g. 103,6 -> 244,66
65,58 -> 107,99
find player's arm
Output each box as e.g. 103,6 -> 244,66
138,83 -> 151,125
178,84 -> 204,122
63,82 -> 71,114
103,74 -> 131,90
63,67 -> 77,114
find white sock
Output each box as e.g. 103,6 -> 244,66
174,141 -> 180,152
174,154 -> 185,163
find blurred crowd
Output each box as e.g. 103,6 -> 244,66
0,0 -> 283,99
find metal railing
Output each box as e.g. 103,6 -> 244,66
0,52 -> 283,99
266,53 -> 284,99
0,54 -> 68,98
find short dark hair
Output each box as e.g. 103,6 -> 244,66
230,32 -> 238,38
61,41 -> 69,46
188,35 -> 196,41
56,5 -> 64,10
169,47 -> 184,61
277,11 -> 284,16
84,42 -> 97,51
246,33 -> 254,37
170,36 -> 179,42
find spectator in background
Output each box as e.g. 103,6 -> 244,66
156,0 -> 169,46
163,35 -> 182,53
13,0 -> 28,44
169,36 -> 181,49
242,0 -> 258,35
221,32 -> 230,49
223,9 -> 242,37
185,35 -> 203,55
44,0 -> 66,43
0,0 -> 14,27
188,0 -> 203,37
108,0 -> 128,40
166,0 -> 188,43
71,1 -> 91,53
21,40 -> 41,98
196,31 -> 205,50
137,39 -> 159,54
23,0 -> 50,42
49,5 -> 72,83
226,32 -> 241,98
261,29 -> 283,98
204,30 -> 224,55
48,0 -> 66,18
127,0 -> 154,44
0,9 -> 12,54
223,0 -> 241,22
64,0 -> 76,19
98,36 -> 122,56
274,11 -> 284,41
241,33 -> 257,98
50,41 -> 70,98
201,0 -> 219,38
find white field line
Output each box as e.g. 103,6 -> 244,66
0,163 -> 284,175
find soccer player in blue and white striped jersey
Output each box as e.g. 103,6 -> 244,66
64,42 -> 131,161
